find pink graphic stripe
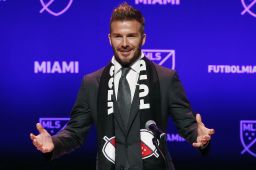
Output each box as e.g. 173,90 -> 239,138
40,0 -> 55,13
241,0 -> 256,15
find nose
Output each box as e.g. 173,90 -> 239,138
121,37 -> 128,48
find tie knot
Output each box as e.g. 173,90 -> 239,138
121,67 -> 130,78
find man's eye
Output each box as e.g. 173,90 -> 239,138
128,34 -> 139,38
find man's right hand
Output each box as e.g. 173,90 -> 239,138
30,123 -> 54,153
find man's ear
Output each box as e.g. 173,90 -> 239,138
142,33 -> 146,46
108,34 -> 112,46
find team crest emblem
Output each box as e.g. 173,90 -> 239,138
140,129 -> 160,159
102,136 -> 116,164
240,120 -> 256,157
102,129 -> 159,164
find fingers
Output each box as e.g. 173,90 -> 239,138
192,141 -> 209,148
201,135 -> 210,144
199,135 -> 210,142
196,113 -> 203,125
193,135 -> 211,148
192,140 -> 208,148
30,133 -> 36,140
196,114 -> 215,136
208,128 -> 215,135
198,136 -> 209,145
30,133 -> 41,148
30,126 -> 45,152
36,123 -> 45,134
32,138 -> 42,149
41,146 -> 50,153
192,142 -> 202,148
31,137 -> 49,153
30,124 -> 53,153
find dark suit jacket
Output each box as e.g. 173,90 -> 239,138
50,63 -> 198,169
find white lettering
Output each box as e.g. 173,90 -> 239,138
47,61 -> 51,73
139,84 -> 149,97
34,61 -> 79,74
135,0 -> 180,5
253,66 -> 256,73
152,0 -> 162,5
62,61 -> 74,73
110,65 -> 115,76
140,99 -> 150,109
34,61 -> 46,73
243,124 -> 256,131
107,90 -> 113,101
166,133 -> 185,142
108,77 -> 114,89
107,102 -> 114,115
140,60 -> 147,71
41,120 -> 61,129
135,0 -> 147,4
52,61 -> 62,73
140,75 -> 147,80
208,65 -> 256,74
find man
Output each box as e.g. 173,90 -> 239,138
30,2 -> 214,170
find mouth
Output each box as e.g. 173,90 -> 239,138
119,49 -> 133,57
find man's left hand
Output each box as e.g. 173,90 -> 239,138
192,113 -> 215,148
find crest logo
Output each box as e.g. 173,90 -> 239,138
39,117 -> 70,135
140,129 -> 159,159
143,49 -> 175,69
240,120 -> 256,157
241,0 -> 256,18
102,129 -> 159,164
39,0 -> 73,16
102,136 -> 116,164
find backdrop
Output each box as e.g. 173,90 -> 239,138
0,0 -> 256,170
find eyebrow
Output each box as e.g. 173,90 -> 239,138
111,33 -> 140,36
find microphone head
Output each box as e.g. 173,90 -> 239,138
145,120 -> 156,130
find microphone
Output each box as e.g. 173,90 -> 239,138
145,120 -> 169,170
145,120 -> 166,140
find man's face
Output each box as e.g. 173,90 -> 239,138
109,20 -> 146,66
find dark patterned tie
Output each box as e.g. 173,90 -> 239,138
117,67 -> 131,128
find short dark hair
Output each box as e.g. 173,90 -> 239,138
110,2 -> 145,34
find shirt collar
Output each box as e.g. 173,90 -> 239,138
111,52 -> 144,75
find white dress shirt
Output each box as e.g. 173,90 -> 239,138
111,53 -> 144,102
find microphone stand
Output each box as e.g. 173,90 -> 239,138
152,135 -> 170,170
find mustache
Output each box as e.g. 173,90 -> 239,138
116,47 -> 133,52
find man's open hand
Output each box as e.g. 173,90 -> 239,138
30,123 -> 54,153
192,114 -> 215,148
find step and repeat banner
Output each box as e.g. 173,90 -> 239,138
0,0 -> 255,170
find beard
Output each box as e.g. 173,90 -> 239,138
113,47 -> 142,67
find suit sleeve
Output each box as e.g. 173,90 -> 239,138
49,75 -> 94,159
167,71 -> 197,144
